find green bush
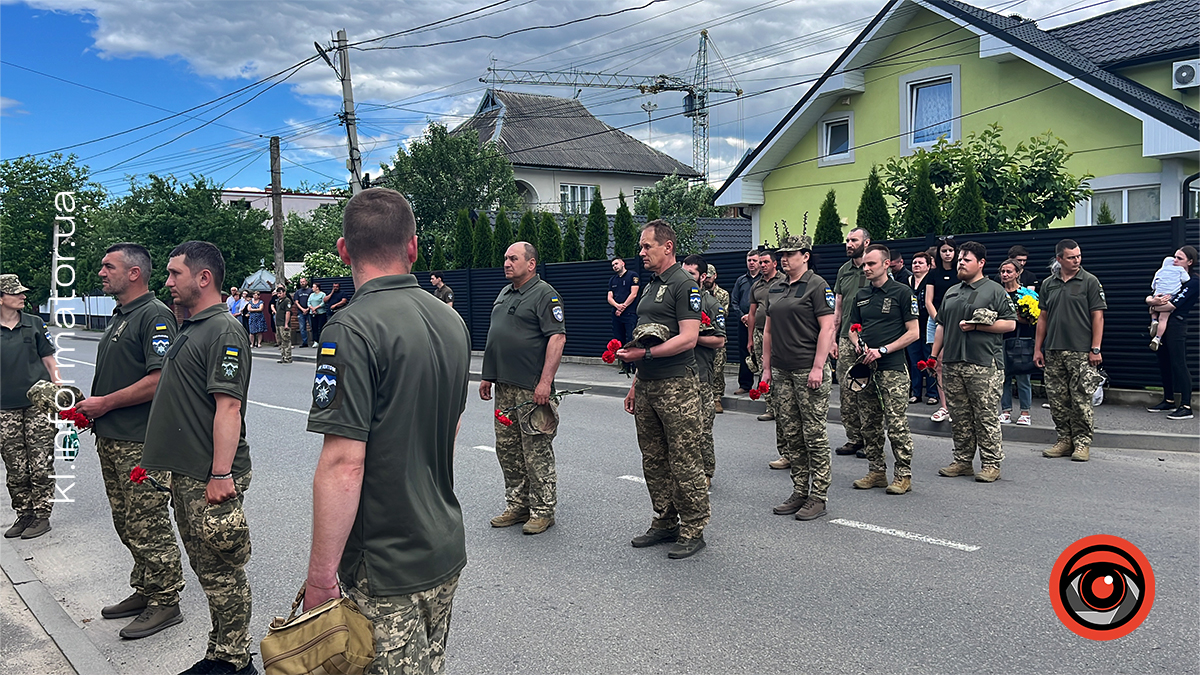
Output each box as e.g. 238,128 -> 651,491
584,190 -> 609,260
492,208 -> 514,267
538,212 -> 562,263
814,189 -> 842,245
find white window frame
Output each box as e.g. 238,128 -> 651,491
1075,173 -> 1164,225
898,65 -> 961,157
560,184 -> 598,214
817,111 -> 855,167
632,186 -> 648,199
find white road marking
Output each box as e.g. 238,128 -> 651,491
473,445 -> 496,453
618,475 -> 646,484
828,518 -> 981,552
58,356 -> 95,367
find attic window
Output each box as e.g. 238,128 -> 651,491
817,111 -> 855,167
898,65 -> 960,156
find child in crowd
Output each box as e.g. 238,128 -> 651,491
1148,255 -> 1190,351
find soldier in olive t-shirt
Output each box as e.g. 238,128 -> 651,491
936,278 -> 1016,370
91,292 -> 178,442
635,263 -> 701,379
764,270 -> 834,372
849,280 -> 919,373
481,274 -> 564,390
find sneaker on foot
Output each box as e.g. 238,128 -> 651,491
757,412 -> 775,421
772,492 -> 807,515
835,441 -> 860,456
1016,412 -> 1031,425
1149,337 -> 1161,351
667,536 -> 706,559
998,411 -> 1012,424
734,388 -> 748,395
120,604 -> 183,639
794,497 -> 827,521
631,527 -> 679,548
1147,400 -> 1176,412
1168,406 -> 1194,420
102,592 -> 148,619
20,517 -> 50,539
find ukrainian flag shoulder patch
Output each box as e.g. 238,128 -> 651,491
154,323 -> 169,331
225,347 -> 240,357
320,342 -> 337,356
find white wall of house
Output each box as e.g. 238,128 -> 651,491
219,190 -> 340,218
513,167 -> 666,214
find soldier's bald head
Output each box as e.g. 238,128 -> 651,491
342,188 -> 416,267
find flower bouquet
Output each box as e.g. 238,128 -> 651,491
748,380 -> 770,400
1016,288 -> 1040,325
601,339 -> 621,364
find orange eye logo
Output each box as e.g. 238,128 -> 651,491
1050,535 -> 1154,641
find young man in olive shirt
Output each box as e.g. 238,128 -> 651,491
272,284 -> 293,363
746,249 -> 780,422
616,221 -> 710,559
848,245 -> 920,495
480,242 -> 566,535
833,227 -> 872,457
142,241 -> 254,675
77,243 -> 185,639
304,189 -> 470,674
431,271 -> 454,307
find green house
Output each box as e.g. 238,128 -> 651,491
715,0 -> 1200,241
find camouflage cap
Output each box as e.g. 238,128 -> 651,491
517,401 -> 560,436
201,498 -> 250,566
1079,365 -> 1107,397
963,308 -> 998,325
776,234 -> 813,253
846,360 -> 876,393
707,264 -> 718,278
0,274 -> 31,295
625,323 -> 671,349
26,380 -> 86,417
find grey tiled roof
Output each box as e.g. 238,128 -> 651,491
1047,0 -> 1199,66
454,89 -> 700,178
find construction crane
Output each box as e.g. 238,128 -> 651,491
482,30 -> 742,183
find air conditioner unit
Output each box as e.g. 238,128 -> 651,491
1172,60 -> 1199,89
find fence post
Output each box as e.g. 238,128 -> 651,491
1170,215 -> 1185,249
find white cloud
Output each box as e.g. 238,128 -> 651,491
0,96 -> 29,115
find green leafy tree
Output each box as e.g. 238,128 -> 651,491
814,189 -> 842,245
1095,201 -> 1116,225
562,215 -> 582,262
431,238 -> 448,271
452,209 -> 473,268
613,191 -> 637,258
642,196 -> 661,221
945,160 -> 986,236
538,212 -> 562,263
492,208 -> 514,267
902,158 -> 942,238
518,210 -> 539,253
855,166 -> 891,240
282,200 -> 345,262
301,251 -> 351,279
473,212 -> 494,268
584,190 -> 609,260
632,174 -> 719,254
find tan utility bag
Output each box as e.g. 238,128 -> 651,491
261,586 -> 375,675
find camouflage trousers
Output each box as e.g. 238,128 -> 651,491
96,437 -> 184,606
276,326 -> 292,363
772,364 -> 833,501
633,373 -> 711,539
710,347 -> 727,399
493,384 -> 557,518
751,328 -> 773,415
942,363 -> 1005,468
1044,351 -> 1095,450
859,369 -> 914,477
0,407 -> 56,518
699,385 -> 716,478
835,337 -> 864,446
171,472 -> 253,669
347,563 -> 459,675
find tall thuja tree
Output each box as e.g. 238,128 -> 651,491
453,208 -> 473,268
813,189 -> 842,245
492,208 -> 514,267
431,238 -> 448,271
538,212 -> 562,263
518,210 -> 539,252
945,159 -> 985,236
584,189 -> 608,260
613,191 -> 637,258
644,196 -> 661,221
412,245 -> 428,272
473,212 -> 494,268
856,166 -> 891,239
903,157 -> 941,238
562,215 -> 582,262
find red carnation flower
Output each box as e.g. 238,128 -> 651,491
748,388 -> 761,400
130,466 -> 148,484
701,311 -> 711,326
850,323 -> 862,332
601,350 -> 616,364
494,409 -> 514,427
917,360 -> 928,370
607,339 -> 622,351
60,407 -> 92,429
758,381 -> 770,394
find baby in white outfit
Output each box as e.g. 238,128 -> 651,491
1148,256 -> 1190,350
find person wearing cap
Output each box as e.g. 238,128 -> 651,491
931,241 -> 1017,483
303,189 -> 470,673
75,243 -> 186,639
760,234 -> 836,520
704,264 -> 730,413
682,255 -> 726,485
616,220 -> 710,559
272,284 -> 293,364
747,248 -> 780,423
481,241 -> 566,536
0,273 -> 61,540
141,241 -> 255,675
848,244 -> 920,495
832,227 -> 873,458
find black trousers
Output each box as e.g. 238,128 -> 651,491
737,320 -> 754,390
310,312 -> 328,344
611,311 -> 636,344
1156,322 -> 1192,404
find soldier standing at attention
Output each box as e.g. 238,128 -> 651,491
76,243 -> 186,639
1035,239 -> 1106,462
747,249 -> 780,423
931,241 -> 1017,483
431,271 -> 454,307
481,242 -> 566,535
141,241 -> 255,675
833,227 -> 872,458
304,188 -> 471,674
0,273 -> 61,540
616,220 -> 709,559
730,250 -> 760,395
272,284 -> 293,364
760,234 -> 836,520
705,264 -> 730,413
608,257 -> 640,375
681,255 -> 726,486
849,244 -> 920,495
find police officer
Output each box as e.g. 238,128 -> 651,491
617,220 -> 710,559
0,273 -> 60,540
141,241 -> 255,675
303,189 -> 470,674
431,271 -> 454,307
682,255 -> 726,485
833,227 -> 872,457
608,257 -> 640,375
747,248 -> 780,423
849,244 -> 920,495
931,241 -> 1017,483
272,284 -> 293,363
75,243 -> 186,639
1035,239 -> 1106,462
705,264 -> 730,413
481,242 -> 566,535
761,234 -> 836,520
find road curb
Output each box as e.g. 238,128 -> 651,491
1,544 -> 118,675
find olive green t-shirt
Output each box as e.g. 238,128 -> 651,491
307,274 -> 469,596
834,259 -> 869,338
1,313 -> 54,410
1040,268 -> 1106,353
434,285 -> 454,304
635,262 -> 701,380
142,303 -> 252,481
695,291 -> 727,384
849,279 -> 919,372
764,270 -> 834,372
936,277 -> 1017,369
91,292 -> 177,442
481,274 -> 565,392
750,271 -> 780,330
273,295 -> 292,328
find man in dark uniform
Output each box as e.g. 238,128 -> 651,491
303,188 -> 470,674
431,271 -> 454,307
608,257 -> 639,374
616,220 -> 710,559
327,282 -> 350,313
833,227 -> 872,457
849,244 -> 920,496
293,277 -> 312,348
481,242 -> 566,535
142,241 -> 255,675
682,255 -> 726,485
272,284 -> 293,363
76,243 -> 185,639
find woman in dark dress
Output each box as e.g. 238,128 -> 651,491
1147,245 -> 1197,420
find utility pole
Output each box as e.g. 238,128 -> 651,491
270,136 -> 285,284
319,30 -> 363,194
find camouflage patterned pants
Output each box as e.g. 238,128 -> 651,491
171,472 -> 253,669
859,369 -> 914,477
96,436 -> 184,606
276,326 -> 292,363
710,347 -> 727,399
835,337 -> 864,446
699,385 -> 716,478
0,407 -> 56,518
772,364 -> 833,501
1045,350 -> 1095,450
942,362 -> 1005,468
493,384 -> 557,518
634,373 -> 711,539
752,328 -> 773,415
347,563 -> 459,675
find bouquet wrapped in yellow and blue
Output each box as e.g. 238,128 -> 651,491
1015,287 -> 1040,325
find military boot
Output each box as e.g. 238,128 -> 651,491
102,592 -> 148,619
489,508 -> 530,528
119,604 -> 183,639
667,535 -> 706,559
1042,438 -> 1074,458
4,514 -> 34,538
772,492 -> 807,515
768,457 -> 790,470
975,466 -> 1001,482
835,441 -> 861,456
714,398 -> 724,414
794,497 -> 827,521
885,476 -> 912,495
522,517 -> 555,535
20,517 -> 50,539
1071,445 -> 1091,462
938,462 -> 975,477
631,526 -> 679,548
852,471 -> 888,489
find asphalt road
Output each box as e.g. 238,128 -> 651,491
5,334 -> 1198,674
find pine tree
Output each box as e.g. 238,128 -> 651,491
431,238 -> 447,271
904,158 -> 942,238
855,166 -> 891,241
538,212 -> 562,263
613,191 -> 637,258
813,189 -> 842,246
492,208 -> 514,267
412,244 -> 428,272
645,196 -> 661,221
453,209 -> 473,268
473,212 -> 494,268
562,215 -> 582,262
1095,201 -> 1116,225
584,189 -> 609,260
518,210 -> 539,253
945,160 -> 986,236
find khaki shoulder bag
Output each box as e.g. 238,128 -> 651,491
261,586 -> 375,675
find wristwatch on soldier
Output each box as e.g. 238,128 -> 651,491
1090,348 -> 1101,354
878,346 -> 889,355
644,347 -> 654,361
